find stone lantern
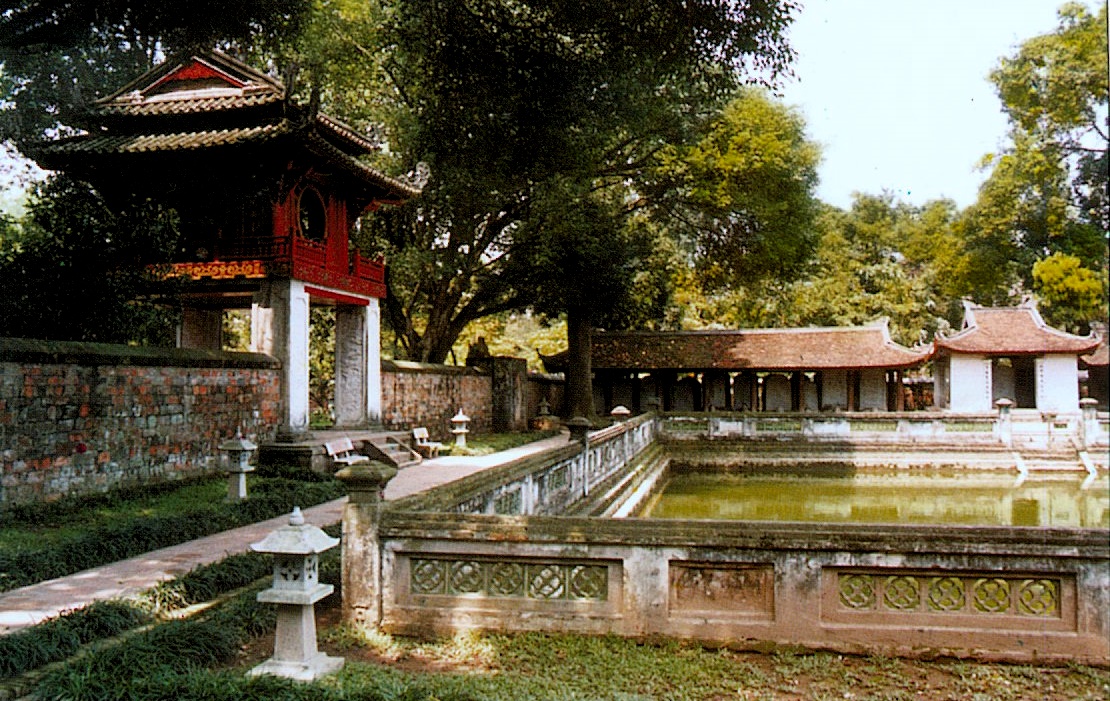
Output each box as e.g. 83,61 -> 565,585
219,429 -> 257,501
450,410 -> 470,448
249,507 -> 343,681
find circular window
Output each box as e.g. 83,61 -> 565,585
297,187 -> 327,241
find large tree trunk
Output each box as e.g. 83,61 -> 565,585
564,306 -> 594,419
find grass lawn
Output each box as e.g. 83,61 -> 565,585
0,471 -> 344,593
443,430 -> 561,456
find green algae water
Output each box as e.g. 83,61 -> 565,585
640,468 -> 1110,528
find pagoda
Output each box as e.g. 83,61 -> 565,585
36,50 -> 421,438
933,301 -> 1101,413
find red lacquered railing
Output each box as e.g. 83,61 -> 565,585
292,236 -> 327,269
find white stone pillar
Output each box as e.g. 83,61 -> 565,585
334,304 -> 369,429
253,280 -> 311,439
367,298 -> 383,425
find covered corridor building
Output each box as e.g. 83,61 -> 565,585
544,320 -> 931,414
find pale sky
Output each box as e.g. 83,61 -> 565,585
778,0 -> 1072,209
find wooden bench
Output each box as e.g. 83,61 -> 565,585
411,427 -> 444,458
324,437 -> 370,466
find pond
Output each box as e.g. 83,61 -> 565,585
638,466 -> 1110,528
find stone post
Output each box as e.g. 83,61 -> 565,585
995,398 -> 1013,448
334,304 -> 370,429
1079,397 -> 1099,449
335,461 -> 397,627
566,416 -> 591,445
179,308 -> 223,350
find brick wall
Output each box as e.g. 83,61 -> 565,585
381,360 -> 492,440
0,339 -> 280,506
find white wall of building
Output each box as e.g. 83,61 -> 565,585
1036,354 -> 1080,414
948,355 -> 992,413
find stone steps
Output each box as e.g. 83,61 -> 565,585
364,434 -> 423,470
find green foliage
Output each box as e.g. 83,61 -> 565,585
0,175 -> 182,344
139,552 -> 272,614
0,600 -> 150,679
655,88 -> 821,292
309,306 -> 337,424
445,431 -> 559,457
0,0 -> 308,148
0,546 -> 281,680
343,0 -> 802,363
674,194 -> 958,344
959,3 -> 1108,308
0,476 -> 344,593
1033,252 -> 1108,333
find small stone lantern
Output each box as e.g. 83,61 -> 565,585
450,410 -> 470,448
249,507 -> 343,681
219,429 -> 257,501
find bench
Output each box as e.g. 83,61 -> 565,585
411,427 -> 444,458
324,437 -> 370,466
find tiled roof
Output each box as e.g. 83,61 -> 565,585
1082,340 -> 1108,367
303,133 -> 422,200
92,92 -> 283,117
43,123 -> 292,155
545,321 -> 931,372
97,51 -> 283,105
36,50 -> 421,201
935,303 -> 1100,356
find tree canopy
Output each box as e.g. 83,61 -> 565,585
957,2 -> 1107,312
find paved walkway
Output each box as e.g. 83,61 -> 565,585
0,432 -> 570,634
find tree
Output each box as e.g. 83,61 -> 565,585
349,1 -> 800,373
675,194 -> 961,345
297,0 -> 800,418
0,0 -> 308,148
651,88 -> 821,294
0,175 -> 181,343
778,195 -> 950,344
959,3 -> 1108,306
1032,252 -> 1108,334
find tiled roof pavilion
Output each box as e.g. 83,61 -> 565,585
934,302 -> 1100,356
35,50 -> 419,202
546,319 -> 931,373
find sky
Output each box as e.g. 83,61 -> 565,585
777,0 -> 1072,210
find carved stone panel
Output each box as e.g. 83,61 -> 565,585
670,563 -> 775,620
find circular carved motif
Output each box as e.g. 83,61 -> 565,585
569,565 -> 607,600
528,565 -> 566,600
927,577 -> 965,612
839,574 -> 876,610
1016,579 -> 1058,616
411,559 -> 446,595
489,562 -> 525,597
449,561 -> 484,594
883,576 -> 920,610
973,578 -> 1011,613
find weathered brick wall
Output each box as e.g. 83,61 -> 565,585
0,339 -> 280,506
381,360 -> 492,440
